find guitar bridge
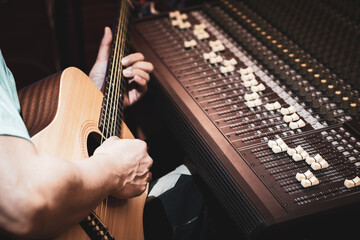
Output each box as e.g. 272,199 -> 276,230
80,211 -> 115,240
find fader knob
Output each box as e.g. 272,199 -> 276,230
320,79 -> 328,92
313,73 -> 321,86
299,87 -> 306,97
292,81 -> 300,91
334,90 -> 342,103
327,84 -> 335,98
342,97 -> 350,110
305,92 -> 313,104
326,111 -> 335,122
312,98 -> 320,109
350,103 -> 358,116
319,105 -> 328,116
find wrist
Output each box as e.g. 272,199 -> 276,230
75,154 -> 118,196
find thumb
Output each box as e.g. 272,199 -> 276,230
96,26 -> 113,61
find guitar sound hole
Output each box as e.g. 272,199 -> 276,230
87,132 -> 103,156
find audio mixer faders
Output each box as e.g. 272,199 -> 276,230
131,0 -> 360,238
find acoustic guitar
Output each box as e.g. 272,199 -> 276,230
18,0 -> 147,239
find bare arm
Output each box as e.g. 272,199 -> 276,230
0,26 -> 153,239
0,135 -> 152,239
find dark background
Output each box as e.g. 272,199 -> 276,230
0,0 -> 205,90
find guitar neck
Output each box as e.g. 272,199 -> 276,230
99,0 -> 132,140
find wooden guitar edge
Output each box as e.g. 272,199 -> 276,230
18,72 -> 62,137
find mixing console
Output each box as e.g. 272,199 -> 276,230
130,0 -> 360,238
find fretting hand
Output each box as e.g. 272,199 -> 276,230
89,26 -> 154,108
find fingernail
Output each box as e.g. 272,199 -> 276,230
122,57 -> 129,65
123,68 -> 132,76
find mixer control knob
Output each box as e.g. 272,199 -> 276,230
320,79 -> 328,92
296,170 -> 314,182
304,92 -> 313,104
325,111 -> 334,122
312,98 -> 320,109
292,81 -> 300,91
327,84 -> 335,98
342,96 -> 350,110
319,105 -> 328,116
350,103 -> 358,116
311,159 -> 329,171
344,177 -> 360,189
334,90 -> 342,103
301,176 -> 319,188
299,87 -> 306,97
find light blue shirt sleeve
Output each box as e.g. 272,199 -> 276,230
0,50 -> 31,142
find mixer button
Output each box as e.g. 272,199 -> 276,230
194,23 -> 206,30
169,10 -> 181,18
223,58 -> 238,66
296,170 -> 314,181
244,79 -> 257,87
245,98 -> 262,108
301,176 -> 319,188
171,20 -> 180,26
287,145 -> 304,156
344,177 -> 360,189
355,162 -> 360,168
179,21 -> 191,29
280,106 -> 297,115
196,31 -> 210,40
272,143 -> 288,153
244,92 -> 260,101
265,103 -> 274,111
210,55 -> 223,64
184,39 -> 197,48
336,146 -> 345,152
292,150 -> 309,162
251,83 -> 266,92
203,51 -> 217,60
325,136 -> 334,142
321,131 -> 328,137
239,67 -> 254,75
220,65 -> 235,74
283,113 -> 300,123
273,101 -> 281,110
343,151 -> 351,157
311,159 -> 329,171
349,156 -> 357,163
213,45 -> 224,52
240,73 -> 256,81
353,149 -> 359,156
268,138 -> 284,148
289,119 -> 306,130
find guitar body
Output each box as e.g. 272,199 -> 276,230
18,67 -> 147,240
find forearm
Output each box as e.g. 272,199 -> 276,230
0,137 -> 116,239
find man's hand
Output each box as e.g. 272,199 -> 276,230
89,26 -> 154,108
93,136 -> 153,199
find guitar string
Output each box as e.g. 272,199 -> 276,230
112,3 -> 129,138
104,2 -> 129,220
106,0 -> 128,138
98,1 -> 123,218
101,0 -> 124,142
111,1 -> 128,137
103,0 -> 129,220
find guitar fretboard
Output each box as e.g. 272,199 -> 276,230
99,0 -> 131,140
